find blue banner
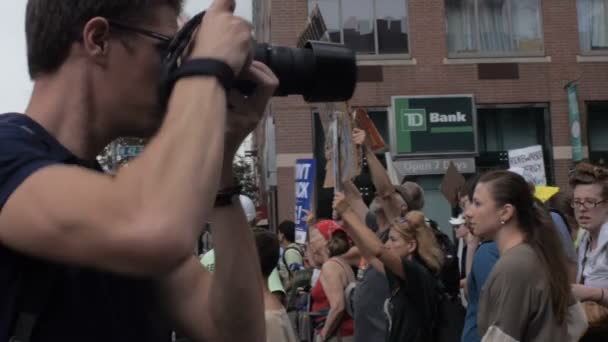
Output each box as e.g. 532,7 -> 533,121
294,159 -> 316,244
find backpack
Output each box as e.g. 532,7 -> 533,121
433,283 -> 466,342
549,208 -> 572,236
427,219 -> 461,299
282,246 -> 304,280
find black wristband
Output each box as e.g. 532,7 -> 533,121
214,185 -> 243,207
171,58 -> 235,92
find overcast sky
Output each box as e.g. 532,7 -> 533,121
0,0 -> 252,113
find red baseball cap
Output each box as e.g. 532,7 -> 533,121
314,220 -> 345,241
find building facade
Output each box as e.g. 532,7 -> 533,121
253,0 -> 608,230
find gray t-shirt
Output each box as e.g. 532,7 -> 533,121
353,229 -> 390,342
478,243 -> 579,341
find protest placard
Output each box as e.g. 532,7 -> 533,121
322,108 -> 361,189
354,108 -> 387,153
508,145 -> 547,186
440,162 -> 466,206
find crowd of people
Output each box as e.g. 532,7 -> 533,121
2,0 -> 608,341
196,126 -> 608,342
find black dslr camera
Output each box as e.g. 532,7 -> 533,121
160,12 -> 357,106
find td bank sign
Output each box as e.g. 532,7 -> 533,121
390,95 -> 478,156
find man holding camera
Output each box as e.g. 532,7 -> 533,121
0,0 -> 276,341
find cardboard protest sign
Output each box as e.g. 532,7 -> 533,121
354,108 -> 387,153
294,159 -> 316,243
322,109 -> 361,188
440,162 -> 466,206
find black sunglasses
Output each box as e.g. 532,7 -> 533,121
107,20 -> 173,54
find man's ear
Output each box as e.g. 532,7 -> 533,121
82,17 -> 111,57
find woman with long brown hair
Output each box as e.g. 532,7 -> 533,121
465,170 -> 586,341
333,192 -> 444,342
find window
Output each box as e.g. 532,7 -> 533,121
446,0 -> 544,57
587,102 -> 608,166
578,0 -> 608,53
308,0 -> 409,55
476,105 -> 553,182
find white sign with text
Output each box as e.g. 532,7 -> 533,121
508,145 -> 546,186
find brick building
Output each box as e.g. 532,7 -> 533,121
253,0 -> 608,231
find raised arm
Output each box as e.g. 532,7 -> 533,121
342,180 -> 368,223
0,0 -> 255,276
364,143 -> 394,198
362,144 -> 404,222
333,192 -> 405,280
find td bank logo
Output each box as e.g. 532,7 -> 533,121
400,108 -> 427,132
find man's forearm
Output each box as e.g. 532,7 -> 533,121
341,209 -> 383,260
364,146 -> 394,197
209,201 -> 265,341
342,180 -> 369,222
161,202 -> 265,342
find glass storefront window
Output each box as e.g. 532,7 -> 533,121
446,0 -> 544,57
476,105 -> 553,182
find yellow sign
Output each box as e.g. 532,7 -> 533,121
534,186 -> 560,203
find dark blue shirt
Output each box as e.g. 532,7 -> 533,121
0,113 -> 170,341
461,241 -> 499,342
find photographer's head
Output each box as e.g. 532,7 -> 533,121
26,0 -> 183,139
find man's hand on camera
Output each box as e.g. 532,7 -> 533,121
192,0 -> 253,77
226,61 -> 278,147
220,61 -> 279,185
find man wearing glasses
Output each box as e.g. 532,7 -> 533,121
0,0 -> 276,341
569,163 -> 608,340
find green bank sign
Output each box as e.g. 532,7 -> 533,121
390,95 -> 477,156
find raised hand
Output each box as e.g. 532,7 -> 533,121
192,0 -> 253,76
332,192 -> 350,215
225,61 -> 279,154
352,128 -> 366,146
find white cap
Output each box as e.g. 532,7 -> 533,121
256,219 -> 269,227
239,195 -> 257,223
449,214 -> 465,226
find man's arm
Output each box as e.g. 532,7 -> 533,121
572,285 -> 608,308
364,145 -> 394,198
342,180 -> 368,222
0,0 -> 253,276
162,13 -> 279,338
161,201 -> 265,342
